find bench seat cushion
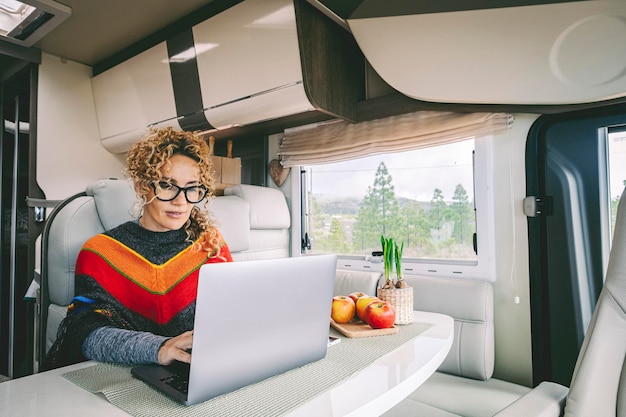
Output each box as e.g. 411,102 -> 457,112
383,372 -> 530,417
405,275 -> 495,381
333,269 -> 381,297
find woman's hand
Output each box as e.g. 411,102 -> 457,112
158,330 -> 193,365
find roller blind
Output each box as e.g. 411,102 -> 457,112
279,111 -> 513,167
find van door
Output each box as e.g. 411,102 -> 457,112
526,104 -> 626,386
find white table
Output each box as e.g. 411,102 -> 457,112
0,311 -> 453,417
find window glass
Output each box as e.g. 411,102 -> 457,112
303,139 -> 476,261
608,129 -> 626,235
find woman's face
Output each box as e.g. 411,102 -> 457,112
141,154 -> 201,232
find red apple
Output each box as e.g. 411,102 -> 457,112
331,296 -> 356,324
349,291 -> 368,304
355,296 -> 380,322
365,301 -> 396,329
349,292 -> 368,319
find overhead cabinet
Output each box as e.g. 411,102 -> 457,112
91,0 -> 363,153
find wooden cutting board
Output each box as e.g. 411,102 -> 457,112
330,319 -> 398,338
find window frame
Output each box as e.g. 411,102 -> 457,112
297,135 -> 497,282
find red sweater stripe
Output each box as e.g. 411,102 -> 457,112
76,250 -> 202,324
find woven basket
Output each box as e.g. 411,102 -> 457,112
378,287 -> 413,324
377,286 -> 414,325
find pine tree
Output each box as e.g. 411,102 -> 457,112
400,201 -> 430,256
327,218 -> 351,254
307,193 -> 326,251
451,184 -> 473,245
428,188 -> 452,245
352,162 -> 402,252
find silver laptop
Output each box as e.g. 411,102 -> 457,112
131,254 -> 337,406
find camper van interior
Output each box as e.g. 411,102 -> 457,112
1,0 -> 626,416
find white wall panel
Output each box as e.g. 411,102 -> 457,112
37,53 -> 124,200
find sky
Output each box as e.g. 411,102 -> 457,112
307,140 -> 475,202
307,134 -> 626,203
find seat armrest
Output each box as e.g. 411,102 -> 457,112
493,381 -> 568,417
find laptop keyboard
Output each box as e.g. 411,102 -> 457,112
161,361 -> 191,395
161,373 -> 189,394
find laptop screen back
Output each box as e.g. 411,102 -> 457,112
186,254 -> 337,405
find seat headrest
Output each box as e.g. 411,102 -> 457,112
85,179 -> 137,230
207,195 -> 250,253
224,184 -> 290,229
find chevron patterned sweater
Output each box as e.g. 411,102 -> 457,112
42,221 -> 232,370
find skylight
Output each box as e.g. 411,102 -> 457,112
0,0 -> 70,47
0,1 -> 36,36
0,0 -> 28,14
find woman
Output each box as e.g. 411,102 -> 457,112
43,127 -> 232,370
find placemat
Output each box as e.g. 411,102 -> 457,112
62,321 -> 431,417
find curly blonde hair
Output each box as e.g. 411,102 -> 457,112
126,127 -> 221,252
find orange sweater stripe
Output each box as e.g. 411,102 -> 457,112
75,234 -> 232,324
82,234 -> 212,294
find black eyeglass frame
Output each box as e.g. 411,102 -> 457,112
150,182 -> 208,203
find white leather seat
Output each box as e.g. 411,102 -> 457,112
382,275 -> 533,417
384,186 -> 626,416
39,178 -> 137,361
38,180 -> 291,366
224,184 -> 291,260
494,187 -> 626,416
560,187 -> 626,416
333,270 -> 382,297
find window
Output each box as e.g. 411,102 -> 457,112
301,135 -> 496,280
608,128 -> 626,236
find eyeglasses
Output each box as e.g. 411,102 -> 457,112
150,181 -> 208,203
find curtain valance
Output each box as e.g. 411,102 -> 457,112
279,111 -> 513,167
